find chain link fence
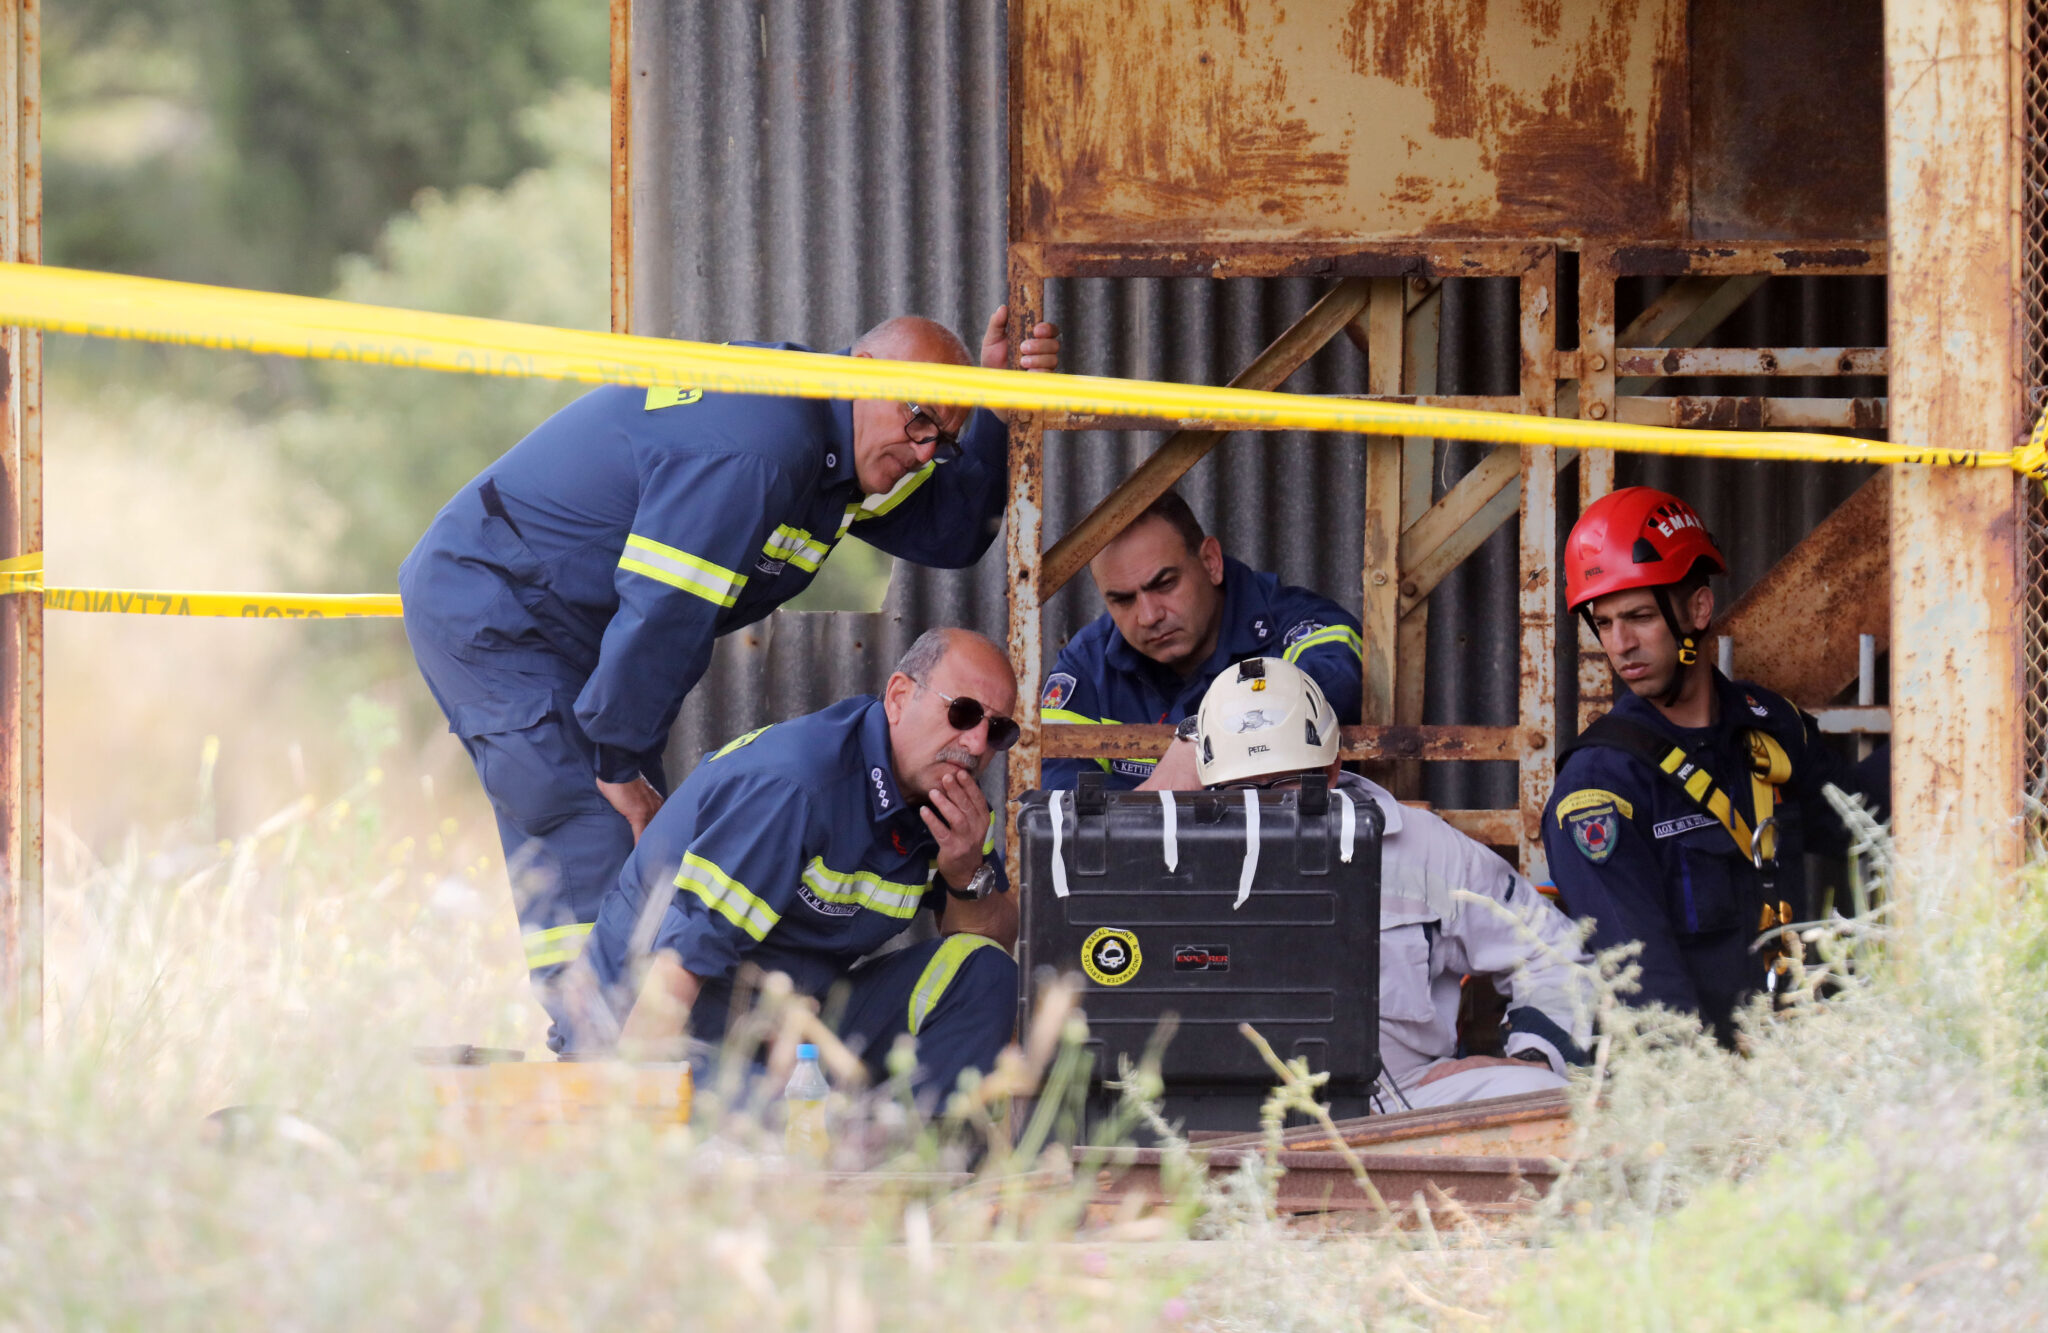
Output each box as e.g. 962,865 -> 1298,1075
2024,0 -> 2048,830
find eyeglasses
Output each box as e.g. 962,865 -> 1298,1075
1218,775 -> 1307,791
926,685 -> 1020,751
904,404 -> 962,463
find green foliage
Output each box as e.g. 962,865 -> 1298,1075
278,84 -> 608,594
44,0 -> 605,294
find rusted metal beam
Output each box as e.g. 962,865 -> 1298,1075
1517,254 -> 1559,877
1608,242 -> 1887,277
1022,241 -> 1551,282
1393,281 -> 1441,799
1038,395 -> 1519,435
1615,396 -> 1887,431
1003,258 -> 1047,862
1036,278 -> 1372,599
1575,248 -> 1620,737
608,0 -> 631,335
1036,723 -> 1525,765
1716,472 -> 1890,709
1435,809 -> 1521,848
0,0 -> 37,1039
1616,347 -> 1888,378
1884,0 -> 2024,877
1399,273 -> 1775,621
1362,280 -> 1404,733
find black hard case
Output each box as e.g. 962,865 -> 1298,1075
1015,774 -> 1384,1130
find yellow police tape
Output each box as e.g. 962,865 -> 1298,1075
0,553 -> 401,617
2,260 -> 2045,478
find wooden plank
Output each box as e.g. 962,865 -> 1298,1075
1037,278 -> 1372,598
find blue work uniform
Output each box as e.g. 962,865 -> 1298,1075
398,351 -> 1008,1046
1541,671 -> 1890,1046
1038,556 -> 1363,789
581,696 -> 1016,1102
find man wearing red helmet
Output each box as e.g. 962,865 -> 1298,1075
1543,487 -> 1888,1046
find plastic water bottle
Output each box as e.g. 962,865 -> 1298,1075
783,1043 -> 830,1163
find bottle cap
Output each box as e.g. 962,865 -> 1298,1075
797,1043 -> 818,1060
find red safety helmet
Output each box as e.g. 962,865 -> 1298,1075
1564,487 -> 1727,611
1565,487 -> 1727,677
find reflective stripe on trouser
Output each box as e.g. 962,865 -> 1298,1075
832,934 -> 1018,1107
907,933 -> 1005,1035
524,923 -> 593,970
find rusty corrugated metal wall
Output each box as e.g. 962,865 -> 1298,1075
629,0 -> 1883,809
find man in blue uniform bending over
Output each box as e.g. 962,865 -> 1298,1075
401,311 -> 1057,1049
582,628 -> 1020,1104
1038,489 -> 1363,790
1543,487 -> 1889,1047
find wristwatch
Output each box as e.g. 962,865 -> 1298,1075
1175,714 -> 1201,744
945,862 -> 1000,901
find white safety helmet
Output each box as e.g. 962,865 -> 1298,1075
1193,656 -> 1340,788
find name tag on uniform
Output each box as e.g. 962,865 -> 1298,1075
1652,812 -> 1719,839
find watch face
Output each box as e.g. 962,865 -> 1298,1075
1175,715 -> 1200,743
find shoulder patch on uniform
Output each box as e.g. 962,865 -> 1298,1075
1555,787 -> 1634,825
1567,809 -> 1620,863
1282,618 -> 1326,647
644,387 -> 704,410
1041,672 -> 1078,710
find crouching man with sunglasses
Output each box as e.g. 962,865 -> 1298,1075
572,628 -> 1022,1108
1191,658 -> 1595,1110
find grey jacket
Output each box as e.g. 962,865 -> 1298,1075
1338,773 -> 1593,1091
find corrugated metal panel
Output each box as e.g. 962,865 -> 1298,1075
630,1 -> 1887,809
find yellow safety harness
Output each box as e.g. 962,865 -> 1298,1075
1572,713 -> 1801,992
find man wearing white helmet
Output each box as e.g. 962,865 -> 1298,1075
1191,657 -> 1594,1109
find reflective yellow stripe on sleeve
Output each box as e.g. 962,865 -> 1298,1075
853,462 -> 936,521
1282,624 -> 1365,664
907,934 -> 1006,1035
523,922 -> 592,970
800,857 -> 933,920
762,523 -> 832,573
676,851 -> 780,942
982,810 -> 998,857
619,534 -> 747,607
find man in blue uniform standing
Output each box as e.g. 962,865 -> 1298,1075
1542,487 -> 1889,1046
401,310 -> 1057,1048
582,628 -> 1020,1104
1037,489 -> 1363,790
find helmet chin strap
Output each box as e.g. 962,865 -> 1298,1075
1651,586 -> 1701,708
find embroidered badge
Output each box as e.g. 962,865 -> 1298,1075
1568,810 -> 1619,863
1253,618 -> 1269,640
1745,692 -> 1769,718
1041,672 -> 1077,710
797,883 -> 858,918
1282,619 -> 1325,647
1555,788 -> 1635,824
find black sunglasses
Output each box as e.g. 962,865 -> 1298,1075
927,686 -> 1020,750
904,404 -> 963,463
1219,774 -> 1307,791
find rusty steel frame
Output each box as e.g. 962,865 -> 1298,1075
1008,235 -> 1897,874
0,0 -> 36,1039
608,0 -> 632,335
